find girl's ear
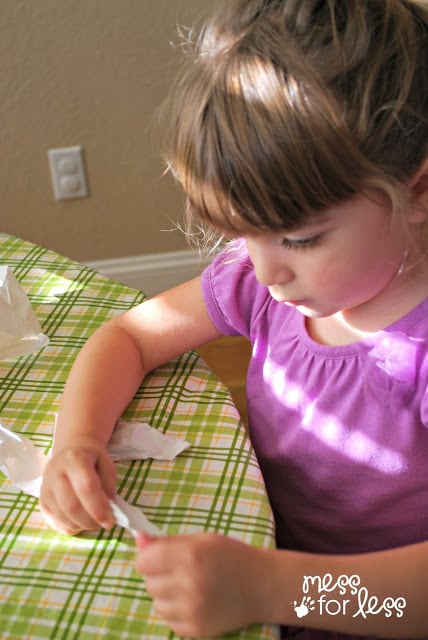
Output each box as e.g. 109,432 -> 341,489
408,156 -> 428,223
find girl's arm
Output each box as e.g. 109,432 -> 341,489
40,276 -> 222,534
136,533 -> 427,639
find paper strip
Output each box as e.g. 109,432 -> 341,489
110,496 -> 164,537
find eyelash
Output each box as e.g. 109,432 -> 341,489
281,234 -> 322,251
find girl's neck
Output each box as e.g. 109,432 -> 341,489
307,257 -> 428,346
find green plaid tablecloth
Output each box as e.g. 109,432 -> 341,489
0,234 -> 278,640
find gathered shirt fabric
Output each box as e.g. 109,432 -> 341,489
201,243 -> 428,640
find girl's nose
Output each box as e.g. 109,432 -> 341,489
246,237 -> 294,287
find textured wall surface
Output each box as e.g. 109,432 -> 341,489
0,0 -> 210,261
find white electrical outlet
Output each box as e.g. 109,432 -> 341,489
48,146 -> 88,200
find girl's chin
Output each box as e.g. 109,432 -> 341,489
290,302 -> 327,318
296,306 -> 326,318
277,297 -> 336,318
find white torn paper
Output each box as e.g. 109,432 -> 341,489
110,496 -> 164,537
0,420 -> 189,536
0,266 -> 49,360
108,419 -> 190,461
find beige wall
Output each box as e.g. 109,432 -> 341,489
0,0 -> 210,262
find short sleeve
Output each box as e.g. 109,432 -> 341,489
201,241 -> 269,340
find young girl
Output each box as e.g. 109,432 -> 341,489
40,1 -> 428,638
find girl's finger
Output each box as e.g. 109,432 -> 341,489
40,501 -> 86,536
136,532 -> 156,550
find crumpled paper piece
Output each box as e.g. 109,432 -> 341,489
0,266 -> 49,360
0,420 -> 190,536
109,419 -> 190,461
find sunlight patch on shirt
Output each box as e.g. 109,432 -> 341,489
264,356 -> 407,475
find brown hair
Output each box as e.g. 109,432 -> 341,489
163,0 -> 428,242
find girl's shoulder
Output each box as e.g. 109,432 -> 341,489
201,240 -> 285,338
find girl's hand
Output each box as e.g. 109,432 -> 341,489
135,532 -> 273,638
40,439 -> 116,535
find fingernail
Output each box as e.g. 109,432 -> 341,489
102,519 -> 115,530
136,532 -> 155,548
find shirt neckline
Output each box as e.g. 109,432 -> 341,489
294,295 -> 428,357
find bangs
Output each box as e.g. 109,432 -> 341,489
167,49 -> 363,237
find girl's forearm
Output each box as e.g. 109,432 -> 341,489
53,323 -> 145,453
263,540 -> 427,638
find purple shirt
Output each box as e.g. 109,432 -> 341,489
201,243 -> 428,640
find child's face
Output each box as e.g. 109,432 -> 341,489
244,193 -> 409,319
